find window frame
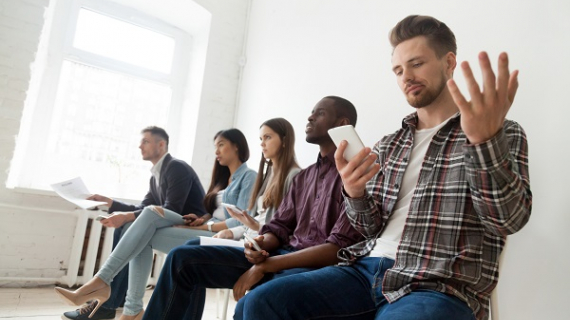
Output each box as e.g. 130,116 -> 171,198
8,0 -> 192,200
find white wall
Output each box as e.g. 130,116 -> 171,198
236,1 -> 569,319
0,0 -> 249,284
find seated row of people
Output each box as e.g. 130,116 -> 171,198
55,116 -> 306,319
56,14 -> 531,320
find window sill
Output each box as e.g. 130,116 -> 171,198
10,186 -> 140,205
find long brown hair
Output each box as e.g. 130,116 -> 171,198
248,118 -> 299,211
203,129 -> 250,213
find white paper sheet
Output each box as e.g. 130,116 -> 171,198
50,177 -> 107,209
199,236 -> 244,248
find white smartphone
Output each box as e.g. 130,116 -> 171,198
95,215 -> 108,221
243,233 -> 262,251
221,202 -> 243,213
327,125 -> 365,161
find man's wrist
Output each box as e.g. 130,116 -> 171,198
253,261 -> 270,273
342,187 -> 367,199
125,212 -> 136,222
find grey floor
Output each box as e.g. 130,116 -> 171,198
0,286 -> 236,319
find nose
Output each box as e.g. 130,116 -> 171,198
402,68 -> 414,84
307,113 -> 314,122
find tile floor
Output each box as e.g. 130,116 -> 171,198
0,286 -> 236,319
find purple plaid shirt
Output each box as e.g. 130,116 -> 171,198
338,112 -> 532,320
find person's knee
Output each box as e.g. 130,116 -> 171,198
185,238 -> 200,246
238,291 -> 270,319
140,205 -> 163,218
166,244 -> 202,270
377,291 -> 474,320
149,205 -> 165,217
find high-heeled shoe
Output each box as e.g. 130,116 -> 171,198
54,284 -> 111,318
119,309 -> 144,320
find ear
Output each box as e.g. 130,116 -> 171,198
445,52 -> 457,76
337,117 -> 351,126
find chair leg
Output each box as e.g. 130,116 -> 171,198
216,288 -> 231,320
216,289 -> 221,318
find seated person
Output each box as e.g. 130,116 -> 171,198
236,15 -> 532,320
62,125 -> 206,320
141,96 -> 364,319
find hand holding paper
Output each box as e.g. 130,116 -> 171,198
50,177 -> 108,209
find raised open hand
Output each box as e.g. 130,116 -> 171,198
447,52 -> 519,144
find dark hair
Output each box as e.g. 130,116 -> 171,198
141,126 -> 169,149
389,15 -> 457,58
324,95 -> 357,126
203,129 -> 250,213
248,118 -> 300,211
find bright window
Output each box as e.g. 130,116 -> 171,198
9,0 -> 192,201
73,9 -> 175,73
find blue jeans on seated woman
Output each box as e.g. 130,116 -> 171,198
234,257 -> 476,320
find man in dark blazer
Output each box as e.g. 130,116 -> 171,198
62,126 -> 207,320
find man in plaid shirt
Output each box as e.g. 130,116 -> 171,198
236,15 -> 531,320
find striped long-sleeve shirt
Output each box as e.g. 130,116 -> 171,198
338,112 -> 532,320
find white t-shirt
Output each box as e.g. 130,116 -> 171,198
369,117 -> 452,259
211,190 -> 226,221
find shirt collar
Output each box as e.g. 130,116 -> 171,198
232,162 -> 249,180
402,111 -> 460,129
151,152 -> 169,178
317,149 -> 337,166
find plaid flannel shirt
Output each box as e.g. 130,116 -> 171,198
338,112 -> 532,320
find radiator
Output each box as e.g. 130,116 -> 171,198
61,209 -> 164,287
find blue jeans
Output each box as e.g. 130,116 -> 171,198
96,207 -> 214,315
235,257 -> 476,320
100,226 -> 129,310
142,239 -> 312,320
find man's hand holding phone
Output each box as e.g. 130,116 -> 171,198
328,125 -> 380,198
335,141 -> 380,198
243,234 -> 269,264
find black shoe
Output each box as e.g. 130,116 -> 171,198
62,301 -> 116,320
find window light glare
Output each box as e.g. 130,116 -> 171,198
73,8 -> 175,74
